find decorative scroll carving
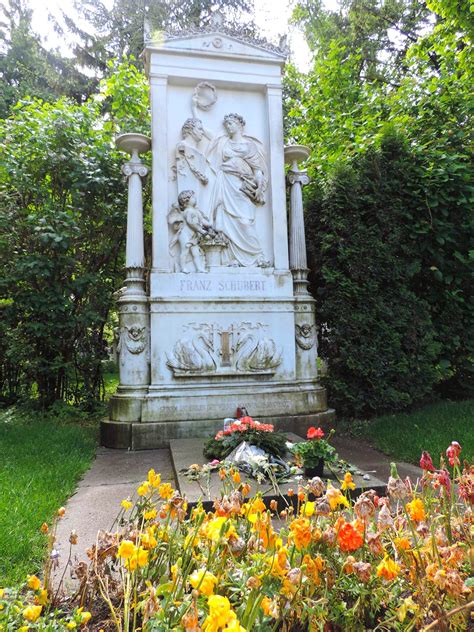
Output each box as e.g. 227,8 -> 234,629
166,322 -> 282,376
287,171 -> 310,187
122,163 -> 148,179
161,24 -> 288,57
295,323 -> 316,350
117,325 -> 148,355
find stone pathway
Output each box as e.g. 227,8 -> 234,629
53,439 -> 421,591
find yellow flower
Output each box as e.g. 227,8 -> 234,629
202,595 -> 245,632
27,575 -> 42,591
35,589 -> 48,605
137,547 -> 149,567
158,483 -> 174,499
144,508 -> 157,520
148,469 -> 161,487
80,611 -> 92,624
190,569 -> 218,595
19,627 -> 29,632
57,507 -> 66,517
341,472 -> 356,491
117,539 -> 136,560
376,555 -> 400,581
326,483 -> 350,510
261,596 -> 272,616
232,470 -> 241,484
0,588 -> 4,598
121,499 -> 133,511
405,498 -> 425,522
137,481 -> 150,496
66,623 -> 77,629
23,604 -> 42,622
141,529 -> 158,549
205,516 -> 229,542
300,501 -> 315,517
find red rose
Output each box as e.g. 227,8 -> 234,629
307,426 -> 325,440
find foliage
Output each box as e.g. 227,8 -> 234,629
0,406 -> 97,585
0,59 -> 149,406
287,0 -> 473,415
56,0 -> 254,74
306,130 -> 441,416
203,416 -> 288,461
291,427 -> 338,468
1,448 -> 472,630
0,0 -> 94,118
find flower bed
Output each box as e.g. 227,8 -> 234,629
0,446 -> 472,631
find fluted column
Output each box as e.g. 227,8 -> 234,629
285,145 -> 318,380
285,145 -> 311,295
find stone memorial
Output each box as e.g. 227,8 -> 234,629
101,24 -> 334,449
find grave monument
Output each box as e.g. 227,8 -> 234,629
101,24 -> 334,449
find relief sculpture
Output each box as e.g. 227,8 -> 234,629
117,325 -> 148,363
167,322 -> 281,376
171,83 -> 271,269
168,190 -> 217,273
207,113 -> 270,268
295,323 -> 316,350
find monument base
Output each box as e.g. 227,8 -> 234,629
101,408 -> 335,450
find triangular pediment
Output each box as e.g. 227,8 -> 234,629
146,31 -> 286,62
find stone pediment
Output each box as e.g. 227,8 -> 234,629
146,30 -> 286,62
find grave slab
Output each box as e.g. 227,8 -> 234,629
171,434 -> 388,511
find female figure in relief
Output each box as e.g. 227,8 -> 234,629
207,113 -> 268,267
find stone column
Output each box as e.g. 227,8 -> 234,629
113,134 -> 151,420
285,145 -> 318,380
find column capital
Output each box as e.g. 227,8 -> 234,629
287,170 -> 310,186
122,162 -> 149,179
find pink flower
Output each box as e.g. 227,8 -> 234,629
446,441 -> 462,467
209,459 -> 220,466
307,426 -> 325,440
433,469 -> 451,495
420,451 -> 435,471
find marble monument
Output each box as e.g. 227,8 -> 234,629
102,26 -> 334,449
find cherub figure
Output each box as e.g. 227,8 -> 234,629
168,190 -> 216,273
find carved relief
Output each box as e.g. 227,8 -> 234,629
168,190 -> 217,273
207,113 -> 269,267
166,322 -> 281,376
295,323 -> 316,350
117,325 -> 148,356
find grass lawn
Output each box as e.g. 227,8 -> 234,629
0,407 -> 97,586
358,399 -> 473,466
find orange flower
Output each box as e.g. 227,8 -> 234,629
394,537 -> 411,551
289,518 -> 312,550
376,555 -> 400,581
337,521 -> 364,552
232,470 -> 241,484
405,498 -> 425,522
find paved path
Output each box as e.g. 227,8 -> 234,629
53,439 -> 421,591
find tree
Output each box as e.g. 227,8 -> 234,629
0,0 -> 93,118
287,0 -> 473,414
0,60 -> 150,407
55,0 -> 255,74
